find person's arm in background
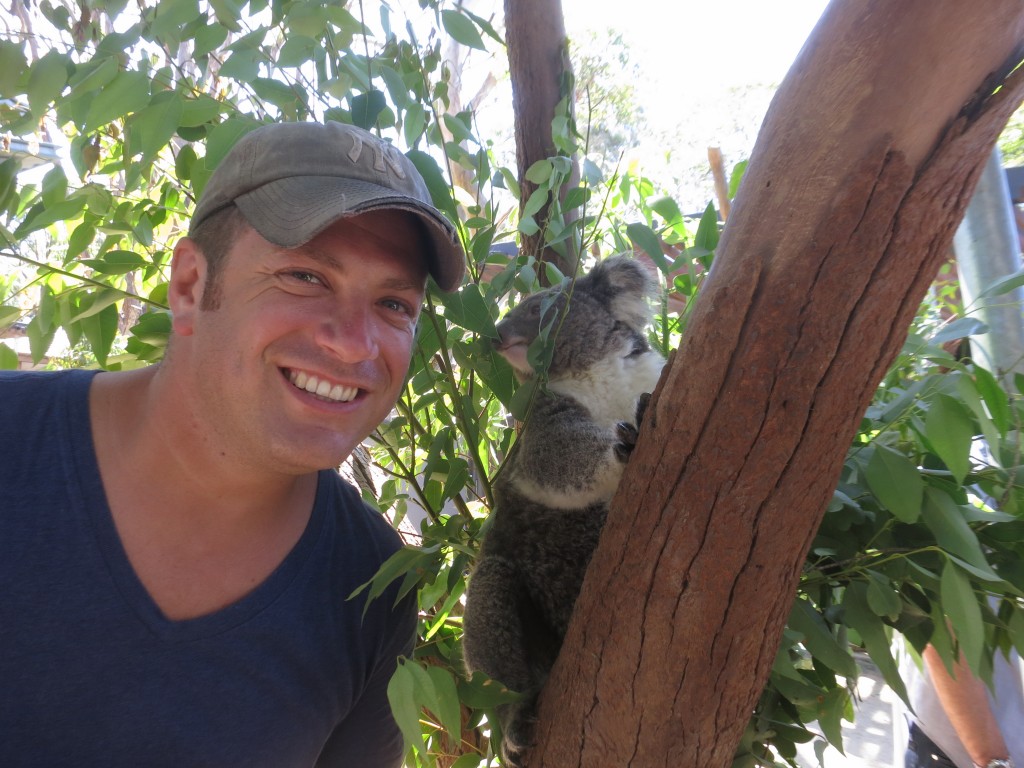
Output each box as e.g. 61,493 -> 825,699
923,644 -> 1013,768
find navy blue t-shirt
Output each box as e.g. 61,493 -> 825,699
0,369 -> 416,767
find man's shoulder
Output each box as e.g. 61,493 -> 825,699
0,368 -> 96,398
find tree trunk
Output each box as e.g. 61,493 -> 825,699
529,2 -> 1024,766
504,0 -> 578,278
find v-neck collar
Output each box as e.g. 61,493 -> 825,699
64,369 -> 329,642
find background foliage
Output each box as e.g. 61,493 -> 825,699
3,1 -> 1024,766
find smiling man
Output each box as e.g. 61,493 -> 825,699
0,122 -> 464,766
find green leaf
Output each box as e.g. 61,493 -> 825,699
925,394 -> 974,483
524,159 -> 553,185
203,116 -> 263,169
694,202 -> 720,251
0,40 -> 28,97
0,305 -> 20,328
274,35 -> 313,68
83,250 -> 149,275
842,582 -> 909,705
407,149 -> 459,223
252,78 -> 305,118
930,316 -> 987,345
729,160 -> 749,198
939,560 -> 984,672
218,48 -> 262,81
441,9 -> 485,50
521,187 -> 548,219
126,91 -> 184,164
351,89 -> 387,130
207,0 -> 242,29
149,0 -> 199,45
14,197 -> 88,238
387,660 -> 427,752
80,301 -> 119,367
0,342 -> 18,370
921,488 -> 999,581
179,94 -> 224,127
27,51 -> 70,117
439,284 -> 498,336
627,222 -> 667,271
978,266 -> 1024,298
817,687 -> 849,756
649,195 -> 683,227
787,598 -> 858,678
83,70 -> 152,131
865,571 -> 903,621
972,366 -> 1010,437
66,221 -> 97,260
129,310 -> 172,343
192,18 -> 228,57
864,444 -> 923,523
424,665 -> 462,740
67,55 -> 118,97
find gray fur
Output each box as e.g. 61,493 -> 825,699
463,256 -> 665,766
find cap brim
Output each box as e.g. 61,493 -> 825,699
234,176 -> 465,292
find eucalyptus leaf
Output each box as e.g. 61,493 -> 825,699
441,9 -> 485,50
83,70 -> 152,131
387,660 -> 427,752
930,316 -> 988,345
26,51 -> 70,117
626,222 -> 667,272
0,342 -> 18,370
939,560 -> 984,672
921,488 -> 999,581
788,599 -> 858,678
842,582 -> 909,706
924,394 -> 974,483
864,445 -> 923,523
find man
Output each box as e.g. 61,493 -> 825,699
899,640 -> 1022,768
0,121 -> 465,766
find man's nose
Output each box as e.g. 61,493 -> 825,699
315,302 -> 380,362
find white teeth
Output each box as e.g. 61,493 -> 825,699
287,370 -> 358,403
329,384 -> 357,401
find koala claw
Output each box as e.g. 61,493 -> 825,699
635,392 -> 652,427
613,420 -> 639,462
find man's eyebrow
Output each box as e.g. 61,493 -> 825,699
286,246 -> 426,292
288,244 -> 342,270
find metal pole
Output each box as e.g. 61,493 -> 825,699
953,146 -> 1024,379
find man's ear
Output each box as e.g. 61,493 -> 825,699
168,237 -> 208,337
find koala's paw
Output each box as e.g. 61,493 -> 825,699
501,710 -> 537,768
613,420 -> 639,462
613,393 -> 652,462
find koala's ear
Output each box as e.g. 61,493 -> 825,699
588,256 -> 656,328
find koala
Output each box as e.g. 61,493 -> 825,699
462,255 -> 665,766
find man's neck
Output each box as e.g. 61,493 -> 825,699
88,365 -> 318,620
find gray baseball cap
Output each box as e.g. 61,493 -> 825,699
189,121 -> 465,291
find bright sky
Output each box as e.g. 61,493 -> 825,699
556,0 -> 830,208
562,1 -> 827,88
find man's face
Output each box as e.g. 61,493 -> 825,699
174,209 -> 427,475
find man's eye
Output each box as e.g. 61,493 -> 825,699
286,271 -> 324,286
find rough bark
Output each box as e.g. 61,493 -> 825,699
529,2 -> 1024,766
504,0 -> 578,278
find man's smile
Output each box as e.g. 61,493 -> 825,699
285,368 -> 360,403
